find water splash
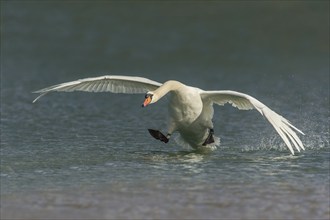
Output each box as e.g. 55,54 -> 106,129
173,134 -> 220,151
240,132 -> 329,154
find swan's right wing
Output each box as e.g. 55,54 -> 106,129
33,75 -> 162,103
201,90 -> 305,155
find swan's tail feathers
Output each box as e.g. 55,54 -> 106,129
148,129 -> 169,143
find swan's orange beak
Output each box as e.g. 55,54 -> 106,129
142,96 -> 152,107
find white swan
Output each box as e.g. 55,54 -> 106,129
33,75 -> 305,155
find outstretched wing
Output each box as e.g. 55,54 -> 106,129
32,75 -> 162,103
200,90 -> 305,155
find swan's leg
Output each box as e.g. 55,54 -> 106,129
202,128 -> 215,146
148,129 -> 169,143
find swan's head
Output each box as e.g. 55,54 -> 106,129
142,92 -> 155,107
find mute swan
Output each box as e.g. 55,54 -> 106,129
33,75 -> 305,155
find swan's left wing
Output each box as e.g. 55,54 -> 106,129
33,75 -> 162,103
200,90 -> 305,155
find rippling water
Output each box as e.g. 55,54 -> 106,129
1,1 -> 329,219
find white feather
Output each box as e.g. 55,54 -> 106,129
32,75 -> 162,103
200,90 -> 305,155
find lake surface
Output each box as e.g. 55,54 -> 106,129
1,1 -> 329,219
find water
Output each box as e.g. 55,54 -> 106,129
1,1 -> 329,219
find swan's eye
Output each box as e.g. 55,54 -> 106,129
145,94 -> 153,99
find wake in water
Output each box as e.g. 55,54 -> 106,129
174,134 -> 220,152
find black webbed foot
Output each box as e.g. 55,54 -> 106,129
202,129 -> 215,146
148,129 -> 169,143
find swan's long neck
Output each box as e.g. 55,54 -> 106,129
152,80 -> 183,103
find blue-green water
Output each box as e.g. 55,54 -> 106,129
1,1 -> 329,219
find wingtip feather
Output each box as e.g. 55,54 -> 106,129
32,93 -> 47,103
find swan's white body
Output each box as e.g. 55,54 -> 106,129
167,82 -> 209,148
33,75 -> 305,155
